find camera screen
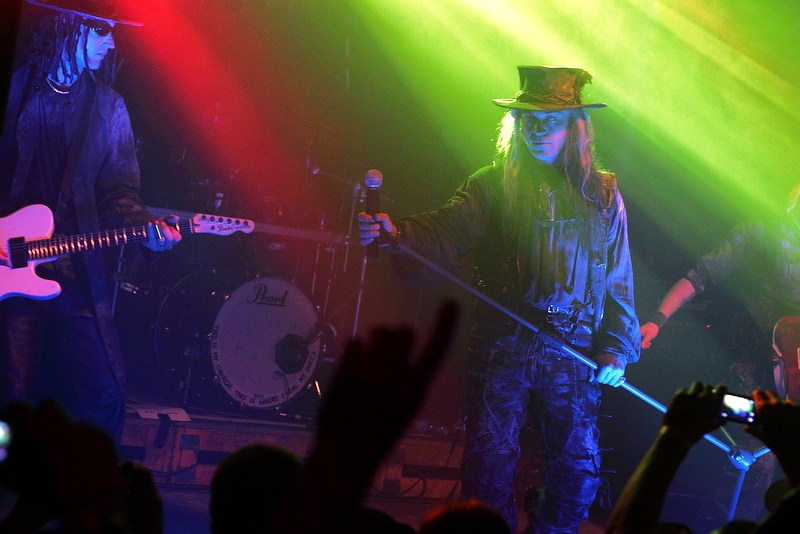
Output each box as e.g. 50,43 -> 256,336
720,394 -> 756,424
0,421 -> 10,462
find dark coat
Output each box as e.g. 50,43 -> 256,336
0,65 -> 154,391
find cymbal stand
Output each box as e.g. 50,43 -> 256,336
307,163 -> 360,276
309,209 -> 337,318
303,162 -> 356,309
387,237 -> 771,525
350,182 -> 368,340
342,179 -> 363,277
111,244 -> 126,317
305,163 -> 367,341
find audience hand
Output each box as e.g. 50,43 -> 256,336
746,390 -> 800,487
315,299 -> 460,460
266,300 -> 460,534
604,382 -> 727,534
0,400 -> 125,533
662,382 -> 727,446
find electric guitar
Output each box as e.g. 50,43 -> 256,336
0,204 -> 254,301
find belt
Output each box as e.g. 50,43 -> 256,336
525,304 -> 576,325
524,304 -> 593,347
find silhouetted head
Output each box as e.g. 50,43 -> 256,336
209,444 -> 303,534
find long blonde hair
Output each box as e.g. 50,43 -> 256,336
495,108 -> 613,230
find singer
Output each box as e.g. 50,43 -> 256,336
358,66 -> 640,533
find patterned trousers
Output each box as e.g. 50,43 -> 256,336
461,329 -> 602,533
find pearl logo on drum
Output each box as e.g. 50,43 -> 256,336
247,283 -> 289,307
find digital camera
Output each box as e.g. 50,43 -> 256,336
720,393 -> 757,424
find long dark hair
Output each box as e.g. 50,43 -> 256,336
23,12 -> 116,85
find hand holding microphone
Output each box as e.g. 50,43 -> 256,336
363,169 -> 383,257
358,169 -> 397,255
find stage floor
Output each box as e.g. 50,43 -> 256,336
121,396 -> 606,534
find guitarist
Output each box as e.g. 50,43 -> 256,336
639,183 -> 800,522
0,0 -> 181,443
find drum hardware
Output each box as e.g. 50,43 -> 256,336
140,163 -> 366,407
177,340 -> 213,408
112,244 -> 134,316
310,230 -> 341,319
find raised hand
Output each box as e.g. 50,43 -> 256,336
747,390 -> 800,487
662,381 -> 727,444
315,299 -> 460,457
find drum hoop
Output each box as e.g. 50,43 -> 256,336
153,268 -> 224,369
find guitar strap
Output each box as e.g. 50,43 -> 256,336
55,76 -> 96,227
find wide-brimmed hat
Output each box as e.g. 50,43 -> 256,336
493,66 -> 606,111
25,0 -> 142,26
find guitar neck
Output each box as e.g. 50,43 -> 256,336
25,219 -> 193,261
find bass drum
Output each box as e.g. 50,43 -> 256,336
210,277 -> 323,409
152,268 -> 236,375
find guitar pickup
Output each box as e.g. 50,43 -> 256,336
8,237 -> 28,269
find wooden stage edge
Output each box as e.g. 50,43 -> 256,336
119,400 -> 609,533
120,400 -> 464,501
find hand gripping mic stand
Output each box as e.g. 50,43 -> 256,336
377,236 -> 771,524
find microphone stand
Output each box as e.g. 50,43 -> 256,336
384,237 -> 770,524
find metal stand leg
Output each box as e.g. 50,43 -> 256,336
351,253 -> 369,341
721,441 -> 772,522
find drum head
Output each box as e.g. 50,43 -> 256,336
211,277 -> 321,408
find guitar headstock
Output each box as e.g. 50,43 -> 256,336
189,214 -> 255,236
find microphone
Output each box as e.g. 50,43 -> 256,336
363,169 -> 383,257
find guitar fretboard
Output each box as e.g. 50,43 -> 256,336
25,225 -> 152,260
18,219 -> 203,262
6,211 -> 252,271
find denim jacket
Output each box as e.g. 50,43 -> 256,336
391,165 -> 640,365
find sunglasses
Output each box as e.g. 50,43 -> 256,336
82,19 -> 113,37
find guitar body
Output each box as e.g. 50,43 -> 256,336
772,316 -> 800,402
0,204 -> 254,302
0,204 -> 61,301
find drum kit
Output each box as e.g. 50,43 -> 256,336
139,266 -> 335,418
114,165 -> 368,421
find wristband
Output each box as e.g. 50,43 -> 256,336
649,311 -> 668,329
